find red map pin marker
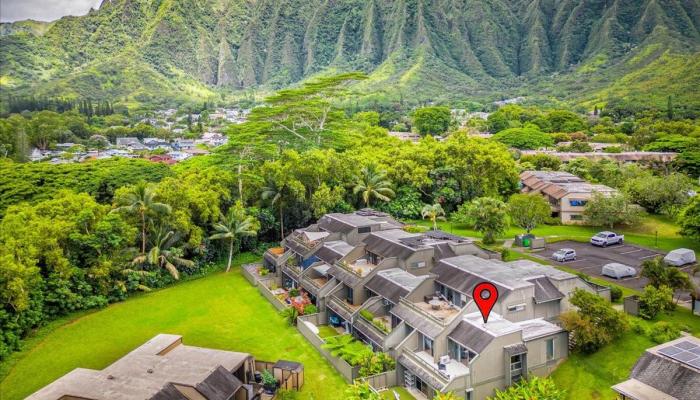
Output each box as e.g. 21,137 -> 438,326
473,282 -> 499,323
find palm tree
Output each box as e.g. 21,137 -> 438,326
133,226 -> 193,280
352,165 -> 395,208
209,208 -> 258,272
114,182 -> 171,253
422,203 -> 446,230
262,181 -> 286,239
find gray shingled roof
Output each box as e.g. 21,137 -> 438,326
314,241 -> 354,264
447,321 -> 495,354
195,366 -> 243,400
628,349 -> 700,400
390,303 -> 443,338
327,265 -> 362,287
365,269 -> 428,304
364,229 -> 422,259
528,277 -> 564,304
150,384 -> 189,400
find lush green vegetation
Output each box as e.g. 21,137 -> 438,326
380,387 -> 416,400
552,306 -> 700,399
2,0 -> 700,108
0,261 -> 346,400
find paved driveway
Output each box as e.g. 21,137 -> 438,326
531,240 -> 665,292
531,240 -> 698,302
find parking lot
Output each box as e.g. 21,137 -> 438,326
531,240 -> 665,292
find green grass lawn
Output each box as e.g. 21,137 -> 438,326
411,214 -> 699,252
0,264 -> 346,400
317,325 -> 341,339
380,386 -> 416,400
552,306 -> 700,399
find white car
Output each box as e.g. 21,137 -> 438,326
590,231 -> 624,247
552,248 -> 577,262
602,263 -> 637,279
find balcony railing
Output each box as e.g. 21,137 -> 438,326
404,348 -> 451,382
329,295 -> 359,316
398,298 -> 460,326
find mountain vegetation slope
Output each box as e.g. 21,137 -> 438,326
1,0 -> 699,107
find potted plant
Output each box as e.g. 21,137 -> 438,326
261,369 -> 277,394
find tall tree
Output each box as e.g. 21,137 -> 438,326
455,197 -> 508,244
113,182 -> 171,253
353,165 -> 395,208
132,226 -> 193,280
209,203 -> 259,272
508,193 -> 551,233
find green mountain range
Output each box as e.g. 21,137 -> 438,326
1,0 -> 699,108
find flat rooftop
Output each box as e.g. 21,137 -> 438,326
463,312 -> 562,340
438,255 -> 576,291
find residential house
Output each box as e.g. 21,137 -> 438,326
612,336 -> 700,400
384,255 -> 598,399
174,138 -> 196,150
116,137 -> 147,151
198,132 -> 228,147
26,334 -> 303,400
395,311 -> 566,400
520,171 -> 617,224
143,138 -> 172,150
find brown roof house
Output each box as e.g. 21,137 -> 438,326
520,171 -> 617,224
26,334 -> 302,400
612,336 -> 700,400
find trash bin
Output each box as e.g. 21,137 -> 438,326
515,234 -> 535,247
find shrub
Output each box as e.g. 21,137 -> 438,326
560,289 -> 628,353
303,304 -> 318,315
630,319 -> 648,335
558,141 -> 593,153
261,369 -> 277,386
360,309 -> 375,321
603,146 -> 623,153
490,376 -> 566,400
649,321 -> 681,344
493,127 -> 554,149
289,288 -> 300,297
609,286 -> 623,303
639,285 -> 674,320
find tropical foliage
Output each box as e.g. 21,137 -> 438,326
489,376 -> 566,400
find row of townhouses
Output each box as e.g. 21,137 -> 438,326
257,209 -> 610,400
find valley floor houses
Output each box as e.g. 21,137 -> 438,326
245,209 -> 611,400
519,170 -> 617,224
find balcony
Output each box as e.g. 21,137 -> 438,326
327,295 -> 361,322
402,298 -> 462,325
402,346 -> 469,385
337,258 -> 378,278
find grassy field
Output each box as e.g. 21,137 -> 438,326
0,263 -> 346,400
411,214 -> 699,252
551,307 -> 700,399
380,386 -> 417,399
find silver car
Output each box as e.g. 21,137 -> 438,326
552,248 -> 577,262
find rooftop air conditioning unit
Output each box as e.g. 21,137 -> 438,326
439,355 -> 450,365
355,259 -> 368,266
